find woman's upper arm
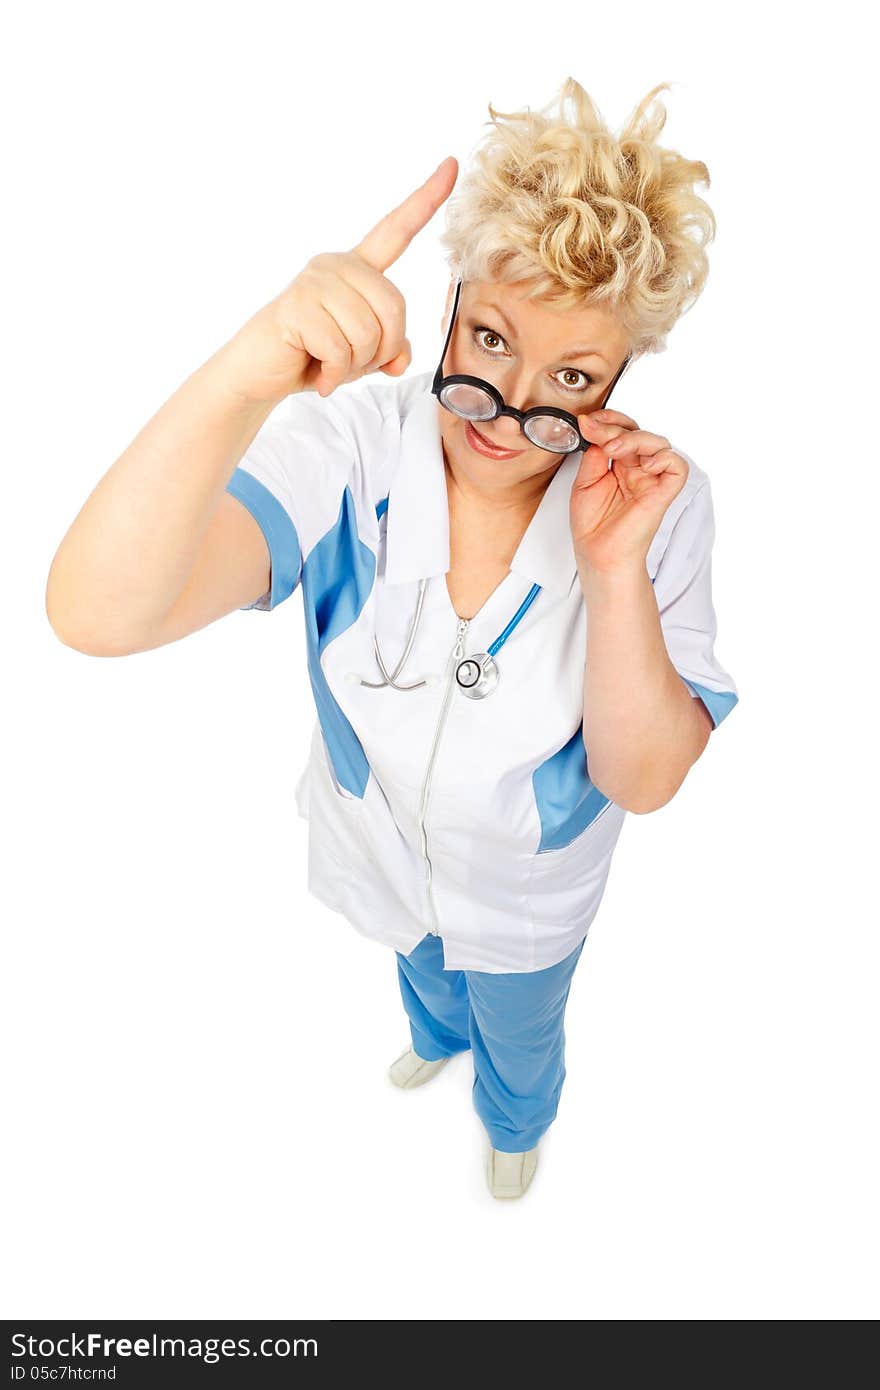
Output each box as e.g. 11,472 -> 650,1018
123,382 -> 391,654
135,491 -> 272,652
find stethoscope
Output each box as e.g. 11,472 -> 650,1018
356,577 -> 542,700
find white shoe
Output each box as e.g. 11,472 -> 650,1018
487,1144 -> 539,1199
388,1045 -> 451,1089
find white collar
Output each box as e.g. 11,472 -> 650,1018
384,374 -> 581,599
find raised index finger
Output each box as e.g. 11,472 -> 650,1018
352,156 -> 458,273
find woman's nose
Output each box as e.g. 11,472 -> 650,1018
493,413 -> 526,443
494,380 -> 541,440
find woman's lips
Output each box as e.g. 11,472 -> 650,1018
464,418 -> 524,459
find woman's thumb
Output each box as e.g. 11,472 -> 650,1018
379,338 -> 412,377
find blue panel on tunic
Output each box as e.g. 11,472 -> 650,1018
532,724 -> 612,853
225,468 -> 302,609
301,486 -> 376,799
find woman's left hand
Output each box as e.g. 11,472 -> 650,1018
569,409 -> 689,574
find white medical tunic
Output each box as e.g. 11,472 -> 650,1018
225,369 -> 739,973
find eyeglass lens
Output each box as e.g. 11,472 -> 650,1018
438,381 -> 580,454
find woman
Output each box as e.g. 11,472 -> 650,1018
46,78 -> 739,1200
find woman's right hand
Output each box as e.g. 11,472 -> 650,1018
227,156 -> 458,405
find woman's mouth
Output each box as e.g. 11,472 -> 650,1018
464,419 -> 525,460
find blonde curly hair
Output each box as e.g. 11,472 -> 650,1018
438,77 -> 716,358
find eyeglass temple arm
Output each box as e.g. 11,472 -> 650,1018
600,348 -> 632,408
432,276 -> 463,392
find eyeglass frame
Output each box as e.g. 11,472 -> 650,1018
431,276 -> 632,455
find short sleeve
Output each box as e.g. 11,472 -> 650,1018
651,479 -> 740,730
224,389 -> 363,612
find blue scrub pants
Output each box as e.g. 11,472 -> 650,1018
395,932 -> 586,1153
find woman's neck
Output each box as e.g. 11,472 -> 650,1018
443,452 -> 559,522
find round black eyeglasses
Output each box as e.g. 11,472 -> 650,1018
431,277 -> 632,455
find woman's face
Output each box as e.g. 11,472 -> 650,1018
437,276 -> 632,496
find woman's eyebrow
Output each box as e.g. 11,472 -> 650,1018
472,300 -> 609,366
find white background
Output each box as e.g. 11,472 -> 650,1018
3,0 -> 877,1321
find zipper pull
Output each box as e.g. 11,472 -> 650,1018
453,617 -> 469,659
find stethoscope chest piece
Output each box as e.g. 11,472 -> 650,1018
455,652 -> 499,700
360,576 -> 542,698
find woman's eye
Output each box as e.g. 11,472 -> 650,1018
472,328 -> 594,393
473,326 -> 507,355
553,368 -> 594,394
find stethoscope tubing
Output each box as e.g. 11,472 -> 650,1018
487,583 -> 541,658
359,578 -> 541,697
359,577 -> 430,690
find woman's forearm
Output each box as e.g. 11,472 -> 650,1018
45,332 -> 282,654
578,559 -> 711,813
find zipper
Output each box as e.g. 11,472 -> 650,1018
416,616 -> 469,935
